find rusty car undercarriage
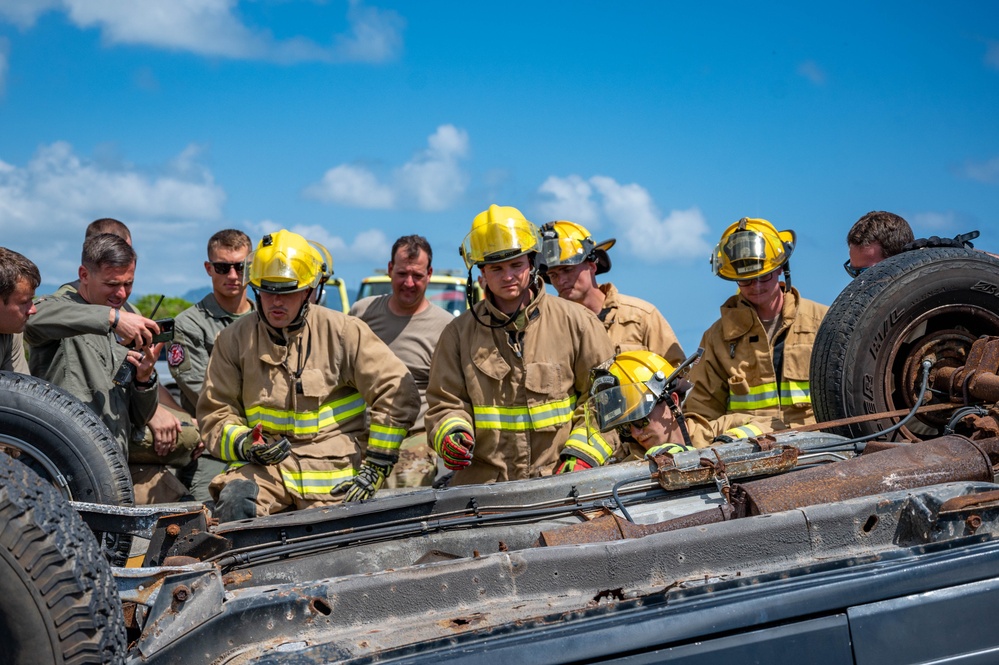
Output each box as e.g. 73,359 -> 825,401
6,244 -> 999,664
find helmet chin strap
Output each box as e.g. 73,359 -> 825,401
468,261 -> 541,330
253,287 -> 313,339
665,392 -> 693,448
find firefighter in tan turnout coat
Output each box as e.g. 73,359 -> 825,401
685,218 -> 828,429
198,230 -> 419,522
425,205 -> 617,485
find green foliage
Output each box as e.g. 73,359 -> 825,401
132,294 -> 192,319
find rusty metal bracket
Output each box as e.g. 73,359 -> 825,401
709,450 -> 732,504
653,445 -> 799,493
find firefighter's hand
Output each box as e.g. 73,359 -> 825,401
439,431 -> 474,470
554,455 -> 592,474
238,424 -> 290,466
338,461 -> 391,502
645,443 -> 691,459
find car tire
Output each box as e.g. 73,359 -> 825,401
0,452 -> 126,665
0,371 -> 134,565
810,247 -> 999,440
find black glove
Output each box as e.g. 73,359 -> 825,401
336,461 -> 392,502
902,230 -> 979,253
237,423 -> 290,466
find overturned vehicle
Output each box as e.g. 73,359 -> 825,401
4,245 -> 999,664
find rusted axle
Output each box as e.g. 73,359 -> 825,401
539,435 -> 999,547
933,336 -> 999,404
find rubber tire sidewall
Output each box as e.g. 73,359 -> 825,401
0,371 -> 134,564
810,247 -> 999,438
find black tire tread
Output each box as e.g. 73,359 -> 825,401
0,453 -> 126,664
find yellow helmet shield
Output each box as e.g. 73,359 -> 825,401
588,379 -> 661,433
460,204 -> 541,269
711,218 -> 795,281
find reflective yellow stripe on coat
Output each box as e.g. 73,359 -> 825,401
472,396 -> 576,431
728,381 -> 810,412
433,416 -> 474,453
219,424 -> 251,462
280,467 -> 356,495
722,423 -> 766,440
245,391 -> 366,436
368,422 -> 409,460
563,427 -> 614,466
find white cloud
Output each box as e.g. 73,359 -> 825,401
306,124 -> 470,211
0,0 -> 61,28
332,0 -> 404,63
961,156 -> 999,184
536,175 -> 600,227
304,164 -> 396,209
396,124 -> 469,211
796,59 -> 826,85
535,174 -> 711,262
0,141 -> 226,294
0,0 -> 405,64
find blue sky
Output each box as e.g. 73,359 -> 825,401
1,1 -> 997,351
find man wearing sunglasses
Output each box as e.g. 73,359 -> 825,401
685,218 -> 828,429
168,229 -> 254,502
844,211 -> 914,278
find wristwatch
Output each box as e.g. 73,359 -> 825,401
134,370 -> 158,390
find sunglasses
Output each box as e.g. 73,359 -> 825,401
842,259 -> 868,279
736,270 -> 777,287
617,416 -> 652,438
211,261 -> 245,275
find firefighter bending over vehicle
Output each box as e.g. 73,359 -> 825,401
425,205 -> 616,484
198,230 -> 419,522
588,350 -> 777,459
685,218 -> 828,428
540,220 -> 685,366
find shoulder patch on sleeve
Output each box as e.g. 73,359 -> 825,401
167,343 -> 186,367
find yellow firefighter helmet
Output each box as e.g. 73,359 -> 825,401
539,220 -> 616,275
589,350 -> 676,433
460,204 -> 542,270
246,230 -> 324,294
711,217 -> 795,281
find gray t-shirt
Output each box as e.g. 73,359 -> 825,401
0,333 -> 29,373
349,295 -> 454,432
